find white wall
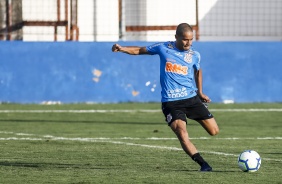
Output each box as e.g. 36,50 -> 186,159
123,0 -> 282,41
78,0 -> 119,41
22,0 -> 119,41
22,0 -> 67,41
21,0 -> 282,41
77,0 -> 94,41
123,0 -> 197,41
93,0 -> 119,41
198,0 -> 282,41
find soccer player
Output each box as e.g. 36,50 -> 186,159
111,23 -> 219,172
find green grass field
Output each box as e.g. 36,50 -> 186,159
0,103 -> 281,184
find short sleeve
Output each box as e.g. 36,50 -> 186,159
146,43 -> 162,55
193,51 -> 201,70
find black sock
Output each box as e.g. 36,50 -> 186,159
191,153 -> 207,166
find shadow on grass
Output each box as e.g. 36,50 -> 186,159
208,170 -> 240,173
0,161 -> 241,173
264,152 -> 282,155
176,169 -> 240,173
0,118 -> 200,126
0,161 -> 109,170
0,119 -> 164,125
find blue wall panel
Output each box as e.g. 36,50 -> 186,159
0,42 -> 281,103
196,42 -> 282,103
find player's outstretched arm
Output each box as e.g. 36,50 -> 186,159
112,44 -> 148,55
194,69 -> 211,103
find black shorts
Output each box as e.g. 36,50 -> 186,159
161,95 -> 214,126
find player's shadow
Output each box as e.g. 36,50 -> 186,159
0,118 -> 200,126
0,161 -> 109,170
264,152 -> 282,155
0,118 -> 165,125
207,170 -> 240,173
177,169 -> 240,173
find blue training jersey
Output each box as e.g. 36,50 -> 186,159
146,41 -> 201,102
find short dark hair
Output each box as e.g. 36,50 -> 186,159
176,23 -> 193,36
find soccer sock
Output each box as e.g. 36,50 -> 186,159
191,153 -> 207,166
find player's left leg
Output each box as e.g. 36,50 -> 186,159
170,119 -> 213,172
170,119 -> 198,157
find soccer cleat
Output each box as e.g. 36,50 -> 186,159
200,163 -> 212,172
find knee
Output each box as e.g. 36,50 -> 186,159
209,127 -> 219,136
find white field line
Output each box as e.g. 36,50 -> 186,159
0,131 -> 281,140
0,136 -> 281,162
0,108 -> 282,113
210,108 -> 282,112
0,132 -> 281,162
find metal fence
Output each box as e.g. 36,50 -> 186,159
0,0 -> 78,41
0,0 -> 281,41
199,0 -> 282,41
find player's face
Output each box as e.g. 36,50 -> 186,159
175,31 -> 193,51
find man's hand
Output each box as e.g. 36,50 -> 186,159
198,93 -> 211,103
112,44 -> 122,52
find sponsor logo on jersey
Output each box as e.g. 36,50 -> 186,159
167,88 -> 188,99
165,62 -> 188,75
